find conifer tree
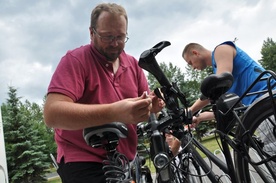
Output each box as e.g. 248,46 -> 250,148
2,87 -> 50,183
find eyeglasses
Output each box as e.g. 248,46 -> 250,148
93,28 -> 129,43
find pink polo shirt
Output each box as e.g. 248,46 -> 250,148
47,42 -> 149,163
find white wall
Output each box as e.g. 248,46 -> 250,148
0,109 -> 9,183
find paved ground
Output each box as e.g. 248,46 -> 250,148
46,171 -> 59,181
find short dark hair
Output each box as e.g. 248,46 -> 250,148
182,43 -> 204,57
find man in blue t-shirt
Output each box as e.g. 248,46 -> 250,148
182,41 -> 270,123
182,41 -> 276,175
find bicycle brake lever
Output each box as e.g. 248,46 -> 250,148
154,88 -> 165,101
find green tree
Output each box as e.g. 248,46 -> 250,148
22,100 -> 56,163
147,62 -> 184,89
2,87 -> 51,183
259,37 -> 276,71
183,65 -> 213,103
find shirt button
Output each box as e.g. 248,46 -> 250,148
105,64 -> 109,67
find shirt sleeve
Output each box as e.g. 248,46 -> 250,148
47,52 -> 86,102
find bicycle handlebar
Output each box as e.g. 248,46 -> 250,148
139,41 -> 172,88
139,41 -> 191,119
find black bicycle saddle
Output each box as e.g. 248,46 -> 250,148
83,122 -> 128,148
200,72 -> 234,101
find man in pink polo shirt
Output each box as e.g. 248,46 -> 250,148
43,3 -> 162,182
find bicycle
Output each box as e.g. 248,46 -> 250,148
83,41 -> 276,183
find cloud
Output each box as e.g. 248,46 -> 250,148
0,0 -> 275,105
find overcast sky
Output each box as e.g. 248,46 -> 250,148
0,0 -> 275,105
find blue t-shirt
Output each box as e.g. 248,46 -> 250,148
212,41 -> 267,105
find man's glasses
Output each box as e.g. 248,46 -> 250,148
93,28 -> 129,43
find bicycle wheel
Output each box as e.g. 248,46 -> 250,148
169,136 -> 209,183
182,158 -> 204,183
234,95 -> 276,182
170,156 -> 202,183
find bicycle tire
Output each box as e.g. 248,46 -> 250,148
139,174 -> 147,183
184,159 -> 203,183
234,95 -> 276,182
169,135 -> 216,183
170,156 -> 202,183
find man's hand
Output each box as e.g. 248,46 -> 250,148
112,92 -> 153,124
165,133 -> 181,156
149,91 -> 165,113
190,111 -> 215,128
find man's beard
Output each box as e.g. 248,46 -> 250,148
95,44 -> 122,62
105,52 -> 120,62
93,39 -> 123,62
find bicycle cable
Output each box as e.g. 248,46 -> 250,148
166,129 -> 216,181
103,151 -> 132,183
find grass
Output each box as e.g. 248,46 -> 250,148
47,135 -> 220,182
196,134 -> 221,158
47,167 -> 61,183
48,177 -> 61,183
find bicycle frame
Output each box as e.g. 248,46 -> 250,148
187,71 -> 276,183
138,41 -> 276,183
83,41 -> 276,183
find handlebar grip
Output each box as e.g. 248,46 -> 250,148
138,41 -> 171,88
